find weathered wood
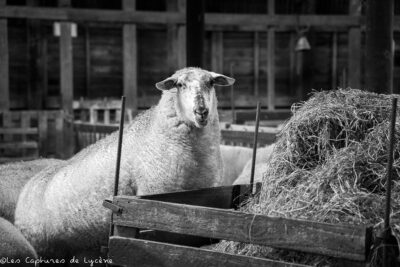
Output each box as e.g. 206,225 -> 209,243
123,0 -> 138,110
186,0 -> 204,67
221,130 -> 276,147
0,142 -> 38,149
211,31 -> 223,73
0,0 -> 9,111
108,237 -> 307,267
113,197 -> 370,261
0,128 -> 38,134
38,111 -> 48,156
60,22 -> 73,113
139,184 -> 253,209
254,32 -> 259,96
235,109 -> 291,124
331,32 -> 338,89
347,0 -> 361,89
365,0 -> 394,93
267,29 -> 275,110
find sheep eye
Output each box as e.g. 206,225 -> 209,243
176,83 -> 183,88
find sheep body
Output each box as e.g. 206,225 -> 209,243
233,144 -> 275,185
219,145 -> 253,186
0,159 -> 64,222
15,71 -> 224,257
0,217 -> 37,265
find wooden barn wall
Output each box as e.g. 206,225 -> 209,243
4,0 -> 400,111
137,29 -> 167,99
8,19 -> 28,109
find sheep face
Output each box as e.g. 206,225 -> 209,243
156,68 -> 235,128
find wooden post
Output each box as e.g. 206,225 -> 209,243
167,0 -> 186,71
59,0 -> 73,158
253,32 -> 259,97
211,31 -> 223,73
365,0 -> 394,93
186,0 -> 204,67
348,0 -> 361,89
267,0 -> 275,110
0,0 -> 9,111
331,32 -> 338,89
123,0 -> 138,111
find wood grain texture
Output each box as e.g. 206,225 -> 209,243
113,197 -> 370,261
108,237 -> 308,267
0,6 -> 9,111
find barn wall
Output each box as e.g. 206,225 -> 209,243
4,0 -> 400,111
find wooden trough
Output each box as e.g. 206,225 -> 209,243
103,184 -> 374,267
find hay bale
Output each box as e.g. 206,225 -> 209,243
214,89 -> 400,266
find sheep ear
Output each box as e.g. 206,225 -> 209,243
155,77 -> 177,91
209,72 -> 235,87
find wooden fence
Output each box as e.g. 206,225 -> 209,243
0,110 -> 65,163
104,184 -> 375,267
74,121 -> 278,151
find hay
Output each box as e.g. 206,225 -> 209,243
214,89 -> 400,266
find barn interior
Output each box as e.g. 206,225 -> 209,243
0,0 -> 398,159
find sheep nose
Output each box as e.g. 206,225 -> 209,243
194,107 -> 209,118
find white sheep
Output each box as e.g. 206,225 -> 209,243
0,217 -> 37,265
0,158 -> 64,223
233,144 -> 275,185
15,67 -> 235,257
219,145 -> 253,186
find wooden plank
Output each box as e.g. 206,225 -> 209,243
365,0 -> 394,93
235,110 -> 291,123
267,29 -> 275,110
211,31 -> 223,73
0,0 -> 9,111
38,111 -> 48,156
0,156 -> 38,163
123,0 -> 137,111
108,237 -> 307,267
139,184 -> 252,209
0,7 -> 362,29
73,122 -> 117,134
177,0 -> 186,68
221,130 -> 276,146
253,32 -> 259,96
0,142 -> 38,149
348,0 -> 361,89
331,32 -> 338,89
113,197 -> 370,261
0,7 -> 184,24
0,128 -> 38,134
60,22 -> 73,114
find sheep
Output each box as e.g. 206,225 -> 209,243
233,144 -> 275,185
0,217 -> 37,266
219,145 -> 253,186
15,67 -> 235,258
0,158 -> 64,223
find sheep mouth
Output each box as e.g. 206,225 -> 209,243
195,117 -> 208,127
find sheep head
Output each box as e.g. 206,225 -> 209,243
156,67 -> 235,128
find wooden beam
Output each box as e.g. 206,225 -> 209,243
331,32 -> 338,89
109,237 -> 307,267
0,0 -> 9,111
253,32 -> 259,97
267,0 -> 275,111
186,0 -> 204,67
365,0 -> 394,93
113,197 -> 371,261
0,7 -> 185,24
347,0 -> 361,89
60,22 -> 73,113
211,31 -> 223,72
123,0 -> 137,110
